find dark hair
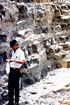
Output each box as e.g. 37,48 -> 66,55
10,39 -> 18,47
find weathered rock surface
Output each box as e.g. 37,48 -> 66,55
0,68 -> 70,105
19,68 -> 70,105
0,1 -> 70,81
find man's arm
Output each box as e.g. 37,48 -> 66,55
6,59 -> 25,64
13,60 -> 25,64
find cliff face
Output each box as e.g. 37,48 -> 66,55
0,0 -> 70,81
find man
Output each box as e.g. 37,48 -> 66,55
6,39 -> 25,105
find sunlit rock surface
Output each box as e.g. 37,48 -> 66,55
0,68 -> 70,105
19,68 -> 70,105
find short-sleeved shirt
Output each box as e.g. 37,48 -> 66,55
10,48 -> 25,68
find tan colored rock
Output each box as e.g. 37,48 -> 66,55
61,10 -> 69,16
59,36 -> 66,43
55,9 -> 61,17
63,99 -> 70,105
61,59 -> 70,68
60,42 -> 70,51
49,45 -> 63,57
54,51 -> 66,60
55,25 -> 61,32
52,4 -> 57,11
58,98 -> 64,104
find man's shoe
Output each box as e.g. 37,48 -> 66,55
15,102 -> 19,105
7,103 -> 14,105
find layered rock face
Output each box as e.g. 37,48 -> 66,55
0,0 -> 70,80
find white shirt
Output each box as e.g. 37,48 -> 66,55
10,48 -> 25,68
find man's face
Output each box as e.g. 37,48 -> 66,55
12,45 -> 17,50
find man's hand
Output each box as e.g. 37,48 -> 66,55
6,59 -> 14,63
6,59 -> 10,63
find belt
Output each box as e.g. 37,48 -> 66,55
10,67 -> 20,70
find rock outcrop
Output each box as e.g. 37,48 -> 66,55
0,0 -> 70,80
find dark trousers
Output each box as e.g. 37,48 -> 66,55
8,68 -> 20,104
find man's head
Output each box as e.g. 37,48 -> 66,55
10,39 -> 19,50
